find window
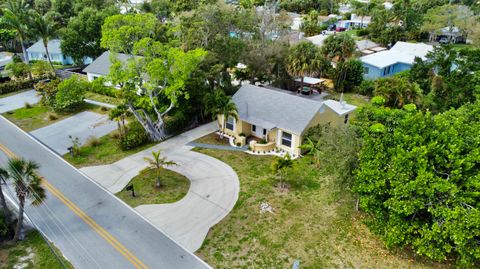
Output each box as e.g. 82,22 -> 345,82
363,67 -> 369,74
281,131 -> 292,147
344,114 -> 349,124
252,125 -> 256,132
226,116 -> 235,131
263,128 -> 267,135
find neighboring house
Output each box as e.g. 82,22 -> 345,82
355,39 -> 387,55
0,52 -> 13,71
26,39 -> 92,66
83,51 -> 132,82
337,14 -> 371,29
429,26 -> 467,44
218,84 -> 356,156
360,41 -> 433,80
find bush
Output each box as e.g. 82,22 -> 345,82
24,102 -> 32,108
118,121 -> 150,150
55,75 -> 88,112
47,112 -> 58,120
5,61 -> 30,79
34,78 -> 61,107
31,61 -> 53,78
357,29 -> 369,36
0,80 -> 36,95
90,77 -> 117,97
164,110 -> 190,134
356,79 -> 375,96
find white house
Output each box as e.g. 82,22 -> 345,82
26,39 -> 92,65
82,51 -> 132,82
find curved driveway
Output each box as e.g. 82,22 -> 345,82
80,123 -> 240,252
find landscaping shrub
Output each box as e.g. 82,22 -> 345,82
0,80 -> 36,95
24,102 -> 32,108
118,121 -> 149,150
34,78 -> 61,107
356,28 -> 369,36
90,77 -> 117,97
55,75 -> 88,112
356,79 -> 375,96
164,110 -> 190,134
4,61 -> 30,79
47,112 -> 58,121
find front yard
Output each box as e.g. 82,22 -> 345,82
116,168 -> 190,208
2,103 -> 108,132
194,148 -> 451,269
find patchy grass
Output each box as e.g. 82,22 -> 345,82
63,133 -> 157,168
0,230 -> 73,269
2,103 -> 108,132
85,91 -> 122,106
194,148 -> 451,269
116,168 -> 190,208
326,91 -> 370,107
194,132 -> 229,146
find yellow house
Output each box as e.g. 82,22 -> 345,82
218,84 -> 357,156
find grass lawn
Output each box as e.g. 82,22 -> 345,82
194,148 -> 451,269
0,230 -> 73,269
63,133 -> 157,168
2,103 -> 109,132
116,168 -> 190,208
194,132 -> 229,146
85,91 -> 122,106
326,91 -> 370,107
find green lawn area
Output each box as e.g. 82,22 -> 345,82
194,132 -> 229,146
85,91 -> 122,106
63,133 -> 157,168
326,91 -> 370,107
116,168 -> 190,208
194,148 -> 451,269
2,103 -> 109,132
0,230 -> 73,269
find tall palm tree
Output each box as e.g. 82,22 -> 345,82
1,0 -> 31,63
4,158 -> 45,242
285,41 -> 328,90
206,91 -> 238,139
144,150 -> 177,188
29,11 -> 57,71
0,168 -> 12,223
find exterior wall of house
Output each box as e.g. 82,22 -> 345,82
306,107 -> 347,130
276,129 -> 302,156
362,62 -> 413,80
87,72 -> 104,82
27,51 -> 74,65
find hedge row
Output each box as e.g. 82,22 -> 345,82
0,80 -> 36,95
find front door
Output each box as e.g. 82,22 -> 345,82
251,124 -> 266,139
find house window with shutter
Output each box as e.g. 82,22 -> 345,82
281,131 -> 292,147
226,116 -> 235,131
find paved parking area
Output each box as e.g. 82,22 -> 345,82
30,111 -> 117,155
0,90 -> 40,113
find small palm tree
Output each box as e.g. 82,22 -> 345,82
29,11 -> 57,71
0,168 -> 12,223
144,150 -> 177,189
4,158 -> 45,242
206,91 -> 238,139
285,41 -> 328,90
271,153 -> 294,189
299,138 -> 322,168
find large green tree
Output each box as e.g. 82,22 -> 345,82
321,34 -> 355,63
1,0 -> 31,62
373,76 -> 423,108
285,41 -> 330,88
354,102 -> 480,267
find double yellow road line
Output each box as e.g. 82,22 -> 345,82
0,143 -> 148,269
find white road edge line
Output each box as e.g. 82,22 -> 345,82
0,115 -> 213,269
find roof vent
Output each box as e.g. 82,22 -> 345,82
340,93 -> 346,108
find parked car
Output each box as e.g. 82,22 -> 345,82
439,37 -> 449,44
336,27 -> 347,32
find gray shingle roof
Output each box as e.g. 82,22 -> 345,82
82,51 -> 132,76
232,84 -> 324,134
26,39 -> 63,54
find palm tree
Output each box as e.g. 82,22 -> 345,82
321,34 -> 356,63
285,41 -> 328,90
143,150 -> 177,188
4,158 -> 45,242
271,153 -> 294,189
29,11 -> 57,71
206,91 -> 238,139
0,168 -> 12,223
299,138 -> 322,168
1,0 -> 31,63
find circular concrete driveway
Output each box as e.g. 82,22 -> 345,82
81,123 -> 240,252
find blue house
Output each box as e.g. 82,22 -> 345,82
26,39 -> 92,66
360,42 -> 433,80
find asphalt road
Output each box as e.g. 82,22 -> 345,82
0,115 -> 211,269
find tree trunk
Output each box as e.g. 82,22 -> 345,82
155,175 -> 161,188
43,41 -> 55,72
0,183 -> 11,223
127,102 -> 166,141
12,196 -> 25,242
20,37 -> 32,80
